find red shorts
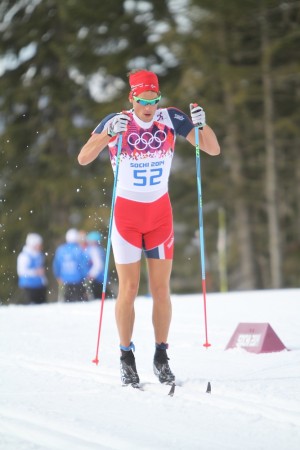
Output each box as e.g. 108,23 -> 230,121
111,193 -> 174,264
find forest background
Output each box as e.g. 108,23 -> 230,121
0,0 -> 299,304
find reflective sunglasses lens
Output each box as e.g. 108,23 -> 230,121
134,96 -> 161,105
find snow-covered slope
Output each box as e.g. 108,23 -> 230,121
1,289 -> 300,449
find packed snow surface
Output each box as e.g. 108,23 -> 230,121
1,289 -> 300,449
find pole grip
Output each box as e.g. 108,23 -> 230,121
190,103 -> 203,130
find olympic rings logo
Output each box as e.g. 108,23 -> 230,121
127,130 -> 167,151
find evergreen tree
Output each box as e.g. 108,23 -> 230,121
160,0 -> 300,290
1,0 -> 299,303
0,0 -> 173,303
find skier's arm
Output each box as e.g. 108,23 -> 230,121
78,130 -> 111,165
186,126 -> 220,156
78,113 -> 130,165
187,104 -> 220,155
168,106 -> 220,156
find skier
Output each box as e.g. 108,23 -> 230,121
78,69 -> 220,386
17,233 -> 47,304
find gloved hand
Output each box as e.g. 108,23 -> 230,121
107,113 -> 130,137
190,104 -> 206,128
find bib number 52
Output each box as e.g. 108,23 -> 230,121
133,168 -> 163,186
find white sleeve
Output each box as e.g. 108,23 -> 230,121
88,247 -> 104,278
17,253 -> 36,277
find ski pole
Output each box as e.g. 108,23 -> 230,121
92,132 -> 123,365
190,103 -> 211,348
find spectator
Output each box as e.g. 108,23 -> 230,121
17,233 -> 47,304
85,231 -> 106,299
52,228 -> 90,302
78,229 -> 88,250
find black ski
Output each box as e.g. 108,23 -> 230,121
168,382 -> 176,396
128,381 -> 209,396
128,382 -> 175,396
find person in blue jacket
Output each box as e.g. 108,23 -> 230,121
53,228 -> 90,302
17,233 -> 47,304
85,231 -> 107,299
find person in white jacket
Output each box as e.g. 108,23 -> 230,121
17,233 -> 47,304
85,231 -> 106,299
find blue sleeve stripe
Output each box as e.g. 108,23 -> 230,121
93,113 -> 118,134
167,107 -> 194,137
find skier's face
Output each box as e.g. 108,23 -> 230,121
131,91 -> 161,122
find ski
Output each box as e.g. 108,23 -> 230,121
126,382 -> 176,396
126,381 -> 208,396
168,382 -> 176,396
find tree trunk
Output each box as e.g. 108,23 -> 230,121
260,11 -> 282,288
218,25 -> 256,290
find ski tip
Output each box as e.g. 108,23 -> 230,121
168,383 -> 176,397
206,381 -> 211,394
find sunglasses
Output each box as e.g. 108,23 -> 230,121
133,95 -> 161,106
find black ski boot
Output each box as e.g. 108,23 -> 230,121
120,349 -> 140,387
153,344 -> 175,385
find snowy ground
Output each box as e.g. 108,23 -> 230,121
1,289 -> 300,450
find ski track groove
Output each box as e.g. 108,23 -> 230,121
0,408 -> 132,450
2,356 -> 300,431
177,380 -> 300,428
1,355 -> 119,387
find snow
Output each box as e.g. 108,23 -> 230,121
1,289 -> 300,450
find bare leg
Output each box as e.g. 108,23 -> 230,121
115,261 -> 141,347
147,258 -> 173,344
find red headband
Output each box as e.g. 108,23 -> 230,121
129,70 -> 159,99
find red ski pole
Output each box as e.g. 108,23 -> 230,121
92,132 -> 123,365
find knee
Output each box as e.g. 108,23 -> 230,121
119,280 -> 139,301
150,284 -> 170,302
